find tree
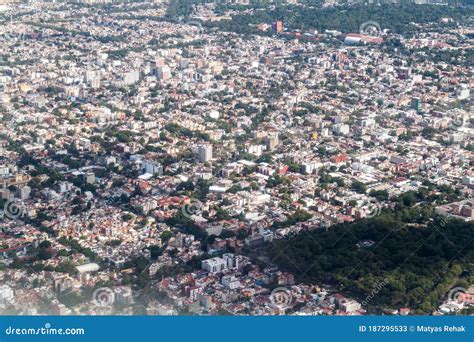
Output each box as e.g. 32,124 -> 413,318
268,209 -> 474,314
149,245 -> 163,260
369,190 -> 389,201
352,181 -> 367,194
421,127 -> 436,140
39,240 -> 52,249
37,248 -> 53,260
160,231 -> 172,243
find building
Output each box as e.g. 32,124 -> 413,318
201,254 -> 240,274
0,285 -> 14,305
85,172 -> 95,184
411,97 -> 421,111
435,200 -> 474,221
157,66 -> 171,81
75,263 -> 100,280
58,181 -> 74,193
344,33 -> 383,45
221,275 -> 241,289
340,299 -> 361,313
201,257 -> 228,274
267,134 -> 279,150
333,123 -> 350,135
197,144 -> 213,163
16,185 -> 31,200
114,286 -> 134,305
457,84 -> 470,100
143,161 -> 163,176
123,71 -> 140,85
272,19 -> 283,34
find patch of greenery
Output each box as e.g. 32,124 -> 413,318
268,209 -> 474,314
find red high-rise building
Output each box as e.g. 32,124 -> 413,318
272,19 -> 283,33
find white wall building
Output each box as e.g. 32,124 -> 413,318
0,285 -> 14,306
197,144 -> 213,163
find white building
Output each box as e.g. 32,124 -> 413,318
157,66 -> 171,81
143,161 -> 163,175
0,285 -> 14,306
123,71 -> 140,85
221,275 -> 241,289
333,123 -> 350,135
201,257 -> 227,274
201,254 -> 240,274
197,144 -> 213,163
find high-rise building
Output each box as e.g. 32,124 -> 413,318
272,19 -> 283,34
0,285 -> 14,306
157,66 -> 171,81
84,70 -> 101,89
201,257 -> 227,274
16,185 -> 31,200
411,97 -> 421,111
143,161 -> 163,176
197,144 -> 213,163
457,84 -> 470,100
85,172 -> 95,184
150,58 -> 165,77
267,134 -> 279,150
